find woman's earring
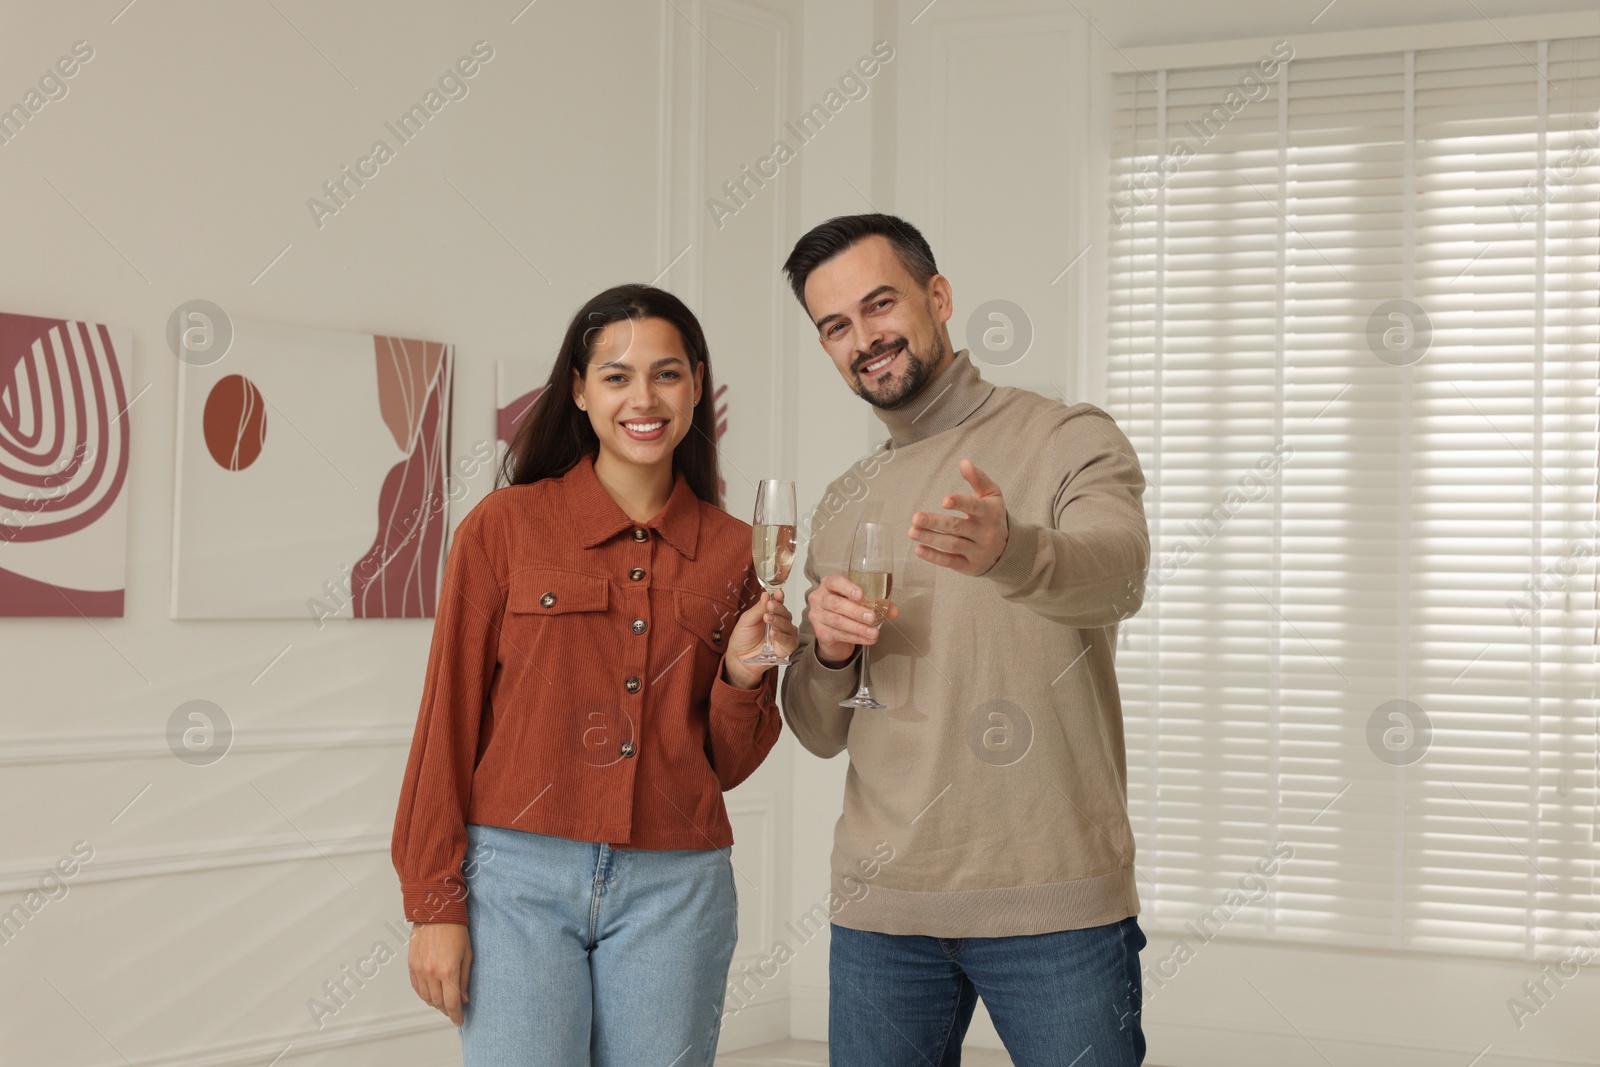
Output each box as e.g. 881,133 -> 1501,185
577,400 -> 586,411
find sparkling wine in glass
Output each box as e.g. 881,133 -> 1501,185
744,479 -> 796,665
839,521 -> 894,710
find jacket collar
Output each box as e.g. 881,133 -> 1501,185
872,348 -> 996,448
565,452 -> 700,559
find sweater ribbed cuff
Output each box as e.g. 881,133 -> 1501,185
981,510 -> 1040,594
806,640 -> 861,696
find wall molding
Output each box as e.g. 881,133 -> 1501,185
0,723 -> 413,767
717,993 -> 789,1054
79,1007 -> 446,1067
727,796 -> 778,964
0,828 -> 388,892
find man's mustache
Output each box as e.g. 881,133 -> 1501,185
854,339 -> 906,374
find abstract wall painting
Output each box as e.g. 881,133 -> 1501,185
172,320 -> 453,621
0,312 -> 133,617
713,383 -> 728,502
495,360 -> 546,475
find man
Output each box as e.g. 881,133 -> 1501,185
779,213 -> 1151,1066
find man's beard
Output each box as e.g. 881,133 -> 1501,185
851,333 -> 946,410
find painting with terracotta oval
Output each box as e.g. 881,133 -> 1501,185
0,311 -> 134,617
172,319 -> 453,620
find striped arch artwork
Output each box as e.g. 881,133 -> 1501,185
172,320 -> 453,620
0,311 -> 134,617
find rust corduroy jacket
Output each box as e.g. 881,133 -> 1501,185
391,452 -> 781,924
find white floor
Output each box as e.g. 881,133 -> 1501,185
715,1039 -> 1016,1065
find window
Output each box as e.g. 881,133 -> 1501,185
1107,36 -> 1599,958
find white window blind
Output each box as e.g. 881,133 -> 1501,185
1107,36 -> 1599,959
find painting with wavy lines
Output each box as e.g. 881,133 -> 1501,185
172,319 -> 453,620
0,312 -> 133,617
495,359 -> 547,467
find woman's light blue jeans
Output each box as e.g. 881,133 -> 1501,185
459,822 -> 738,1066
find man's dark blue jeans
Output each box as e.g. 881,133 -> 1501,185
827,916 -> 1146,1066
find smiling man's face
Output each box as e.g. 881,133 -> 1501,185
803,234 -> 954,410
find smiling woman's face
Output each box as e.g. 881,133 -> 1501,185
572,316 -> 703,471
803,234 -> 952,410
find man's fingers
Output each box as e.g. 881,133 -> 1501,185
940,492 -> 995,518
909,528 -> 971,557
815,597 -> 882,644
961,457 -> 1001,496
910,511 -> 970,536
914,542 -> 968,570
820,573 -> 863,600
826,593 -> 886,627
811,575 -> 898,647
820,613 -> 881,644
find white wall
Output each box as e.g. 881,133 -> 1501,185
0,1 -> 802,1062
663,0 -> 808,1048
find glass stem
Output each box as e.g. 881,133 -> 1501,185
759,583 -> 776,653
854,639 -> 873,697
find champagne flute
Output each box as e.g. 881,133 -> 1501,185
838,521 -> 894,710
744,479 -> 796,665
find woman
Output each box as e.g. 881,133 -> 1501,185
391,283 -> 795,1066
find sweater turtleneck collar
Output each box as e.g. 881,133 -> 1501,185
871,347 -> 996,448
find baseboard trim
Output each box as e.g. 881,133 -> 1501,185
1146,1012 -> 1595,1067
81,1008 -> 445,1067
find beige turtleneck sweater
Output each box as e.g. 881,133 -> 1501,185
781,348 -> 1150,937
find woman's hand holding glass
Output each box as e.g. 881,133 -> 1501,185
722,590 -> 798,688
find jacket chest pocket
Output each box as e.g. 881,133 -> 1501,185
505,569 -> 611,666
673,589 -> 741,691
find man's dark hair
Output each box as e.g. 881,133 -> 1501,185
782,213 -> 938,313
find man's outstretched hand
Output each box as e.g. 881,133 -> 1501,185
908,458 -> 1009,576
